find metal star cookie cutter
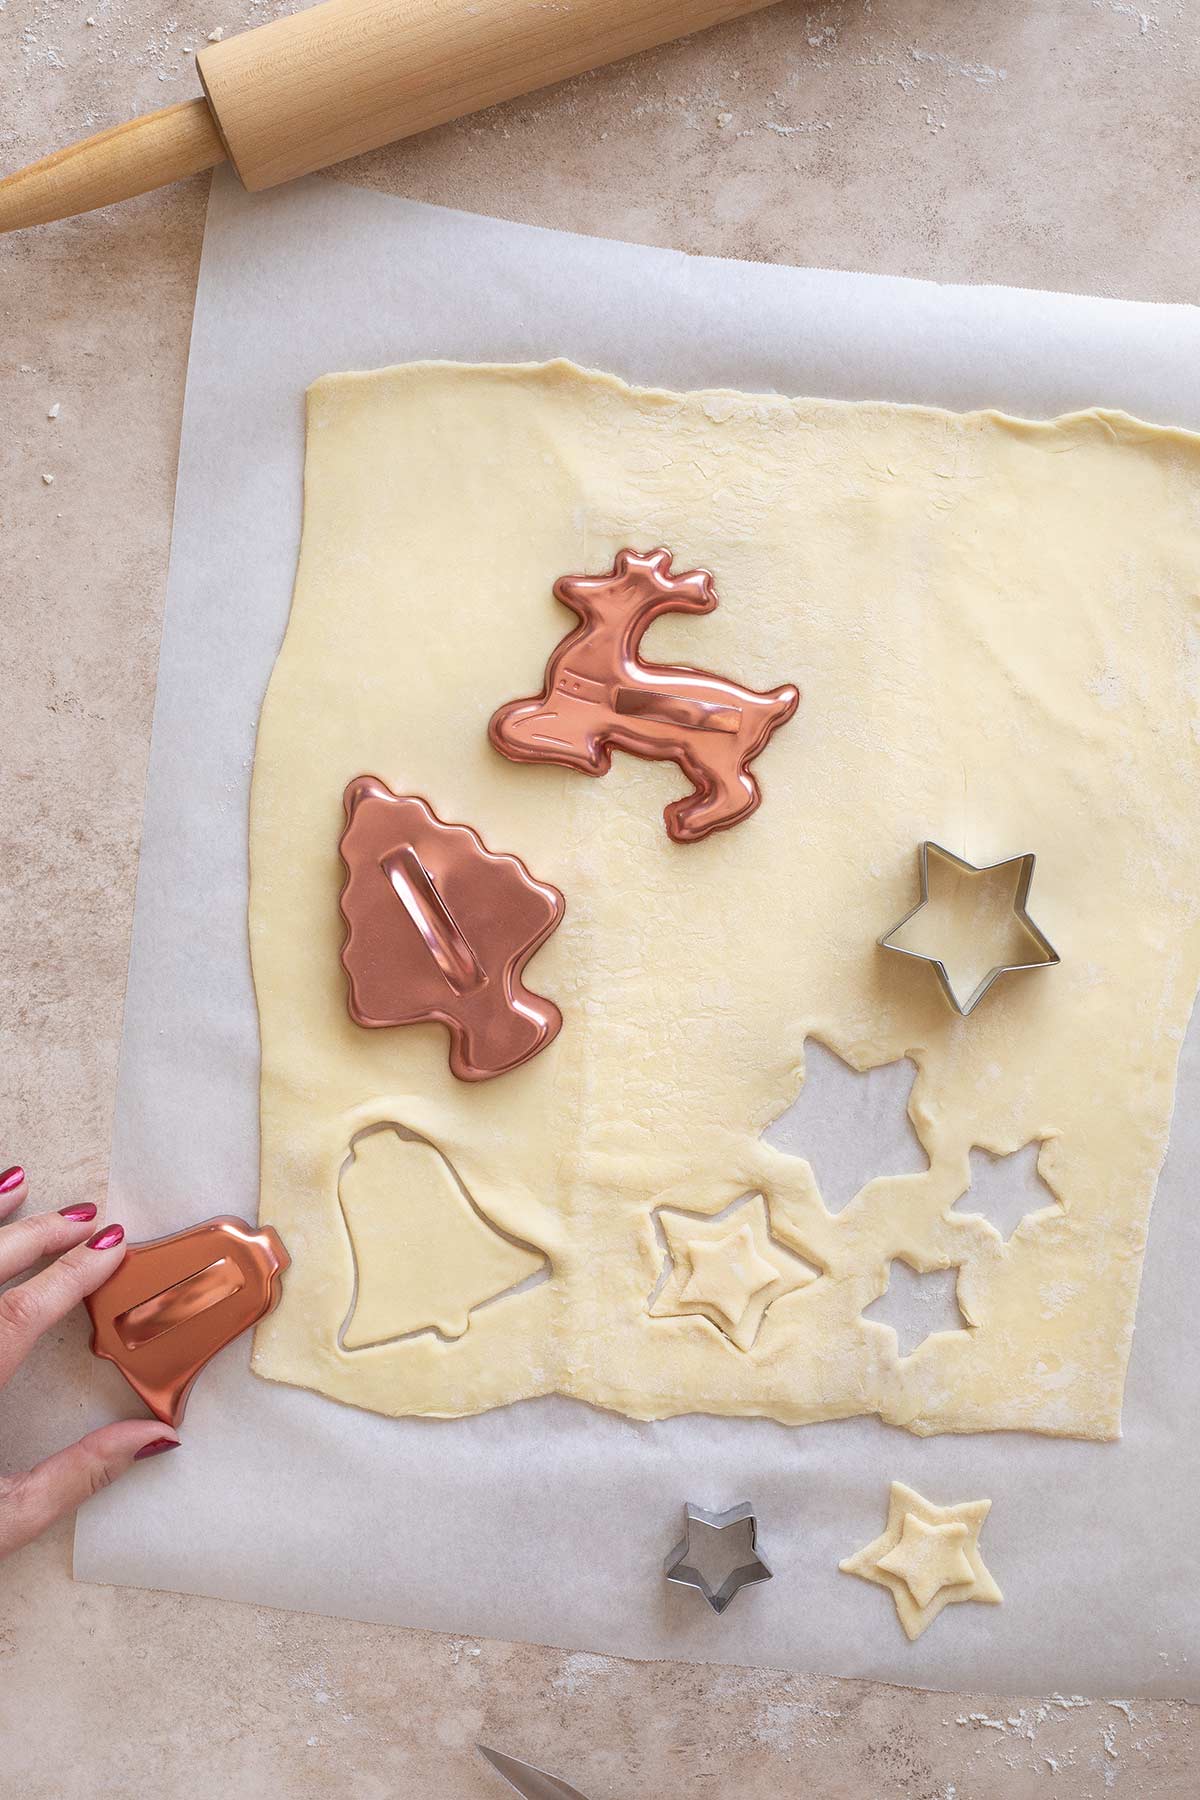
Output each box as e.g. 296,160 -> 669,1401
665,1501 -> 773,1614
878,840 -> 1060,1017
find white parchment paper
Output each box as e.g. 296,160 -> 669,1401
74,167 -> 1200,1697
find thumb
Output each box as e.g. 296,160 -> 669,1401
0,1420 -> 180,1559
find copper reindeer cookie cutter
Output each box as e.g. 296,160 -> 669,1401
489,548 -> 800,844
86,1215 -> 289,1426
338,776 -> 565,1081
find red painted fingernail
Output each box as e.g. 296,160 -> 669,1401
87,1224 -> 125,1251
60,1202 -> 98,1222
133,1438 -> 180,1461
0,1166 -> 26,1195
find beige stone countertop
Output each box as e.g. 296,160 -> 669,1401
2,2 -> 1198,1794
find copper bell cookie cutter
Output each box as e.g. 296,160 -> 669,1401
86,1215 -> 290,1426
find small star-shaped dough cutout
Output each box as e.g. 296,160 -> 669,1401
678,1224 -> 779,1326
651,1194 -> 819,1351
876,1513 -> 975,1610
840,1480 -> 1002,1640
879,842 -> 1058,1015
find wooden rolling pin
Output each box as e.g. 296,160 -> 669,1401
0,0 -> 777,232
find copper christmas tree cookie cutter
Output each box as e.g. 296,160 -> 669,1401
338,776 -> 565,1081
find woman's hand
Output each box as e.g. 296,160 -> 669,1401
0,1162 -> 179,1560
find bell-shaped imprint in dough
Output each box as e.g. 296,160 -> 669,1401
863,1257 -> 968,1358
338,1126 -> 547,1348
761,1040 -> 929,1214
951,1141 -> 1062,1242
650,1192 -> 821,1351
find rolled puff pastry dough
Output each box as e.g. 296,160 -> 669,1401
248,359 -> 1200,1437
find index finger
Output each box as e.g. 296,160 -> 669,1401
0,1225 -> 126,1388
0,1165 -> 28,1219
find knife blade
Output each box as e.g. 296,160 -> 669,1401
477,1743 -> 594,1800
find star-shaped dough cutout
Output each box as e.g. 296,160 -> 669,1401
840,1480 -> 1002,1640
879,842 -> 1058,1016
876,1513 -> 975,1610
678,1224 -> 779,1326
651,1193 -> 820,1351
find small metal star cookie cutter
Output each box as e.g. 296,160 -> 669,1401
878,840 -> 1060,1017
665,1501 -> 773,1614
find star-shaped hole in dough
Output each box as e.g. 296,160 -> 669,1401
879,842 -> 1058,1016
840,1480 -> 1002,1640
951,1142 -> 1061,1243
863,1257 -> 968,1358
761,1039 -> 928,1213
650,1193 -> 820,1351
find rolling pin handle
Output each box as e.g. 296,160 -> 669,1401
0,98 -> 227,234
